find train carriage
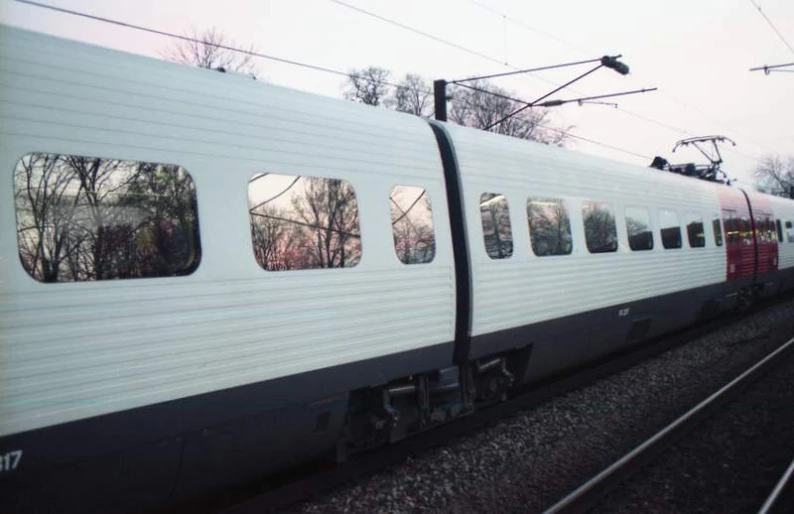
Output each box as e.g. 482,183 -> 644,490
2,24 -> 794,513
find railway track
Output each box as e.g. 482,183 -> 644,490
759,457 -> 794,514
177,295 -> 794,514
542,334 -> 794,514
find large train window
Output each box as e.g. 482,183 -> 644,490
740,216 -> 753,246
685,212 -> 706,248
659,209 -> 682,249
480,193 -> 513,259
712,214 -> 723,247
776,219 -> 784,243
13,153 -> 201,283
527,198 -> 573,256
248,174 -> 361,270
582,201 -> 618,253
390,186 -> 436,265
787,221 -> 794,243
626,207 -> 653,251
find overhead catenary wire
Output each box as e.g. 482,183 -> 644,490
464,0 -> 777,155
748,0 -> 794,55
16,0 -> 656,163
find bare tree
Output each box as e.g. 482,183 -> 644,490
343,67 -> 392,106
391,73 -> 432,117
167,27 -> 258,77
450,80 -> 571,146
755,154 -> 794,199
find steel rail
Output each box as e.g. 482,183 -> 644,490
542,335 -> 794,514
758,456 -> 794,514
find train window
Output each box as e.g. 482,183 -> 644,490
480,193 -> 513,259
764,216 -> 776,243
755,216 -> 767,243
776,219 -> 783,243
659,209 -> 682,249
248,173 -> 361,270
787,221 -> 794,243
723,210 -> 739,246
582,201 -> 618,254
740,216 -> 752,246
390,186 -> 436,265
625,207 -> 653,251
712,213 -> 723,246
685,212 -> 706,248
527,198 -> 573,256
13,153 -> 200,283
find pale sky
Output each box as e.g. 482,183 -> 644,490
2,0 -> 792,188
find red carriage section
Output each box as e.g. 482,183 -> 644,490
718,187 -> 778,281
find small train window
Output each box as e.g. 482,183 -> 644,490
685,212 -> 706,248
248,174 -> 361,270
787,221 -> 794,243
776,219 -> 783,243
390,186 -> 436,265
13,153 -> 201,282
625,207 -> 653,251
527,198 -> 572,256
480,193 -> 513,259
712,214 -> 723,247
659,209 -> 682,249
582,201 -> 618,253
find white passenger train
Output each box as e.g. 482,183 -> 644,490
1,25 -> 793,512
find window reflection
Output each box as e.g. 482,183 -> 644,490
248,174 -> 361,271
686,212 -> 706,248
659,209 -> 682,249
527,198 -> 572,256
13,153 -> 200,282
390,186 -> 436,265
480,193 -> 513,259
582,201 -> 618,254
625,206 -> 653,251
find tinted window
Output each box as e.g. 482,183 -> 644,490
626,207 -> 653,251
776,219 -> 783,243
480,193 -> 513,259
659,209 -> 682,249
248,174 -> 361,270
390,186 -> 436,264
740,216 -> 752,246
527,198 -> 572,256
13,153 -> 200,282
723,210 -> 739,246
712,214 -> 723,247
686,212 -> 706,248
582,201 -> 618,253
787,221 -> 794,243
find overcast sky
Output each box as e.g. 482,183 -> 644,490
2,0 -> 792,187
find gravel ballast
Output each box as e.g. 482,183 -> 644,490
593,339 -> 794,513
287,298 -> 794,514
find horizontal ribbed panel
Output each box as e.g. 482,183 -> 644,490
0,26 -> 455,437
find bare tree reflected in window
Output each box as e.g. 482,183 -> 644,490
480,193 -> 513,259
625,207 -> 653,251
390,186 -> 436,264
582,201 -> 618,254
248,174 -> 361,270
527,198 -> 573,256
13,153 -> 200,282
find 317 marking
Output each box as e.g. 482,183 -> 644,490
0,450 -> 23,473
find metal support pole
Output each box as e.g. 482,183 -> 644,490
434,79 -> 447,121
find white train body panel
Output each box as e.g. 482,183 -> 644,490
442,124 -> 727,337
0,26 -> 455,437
